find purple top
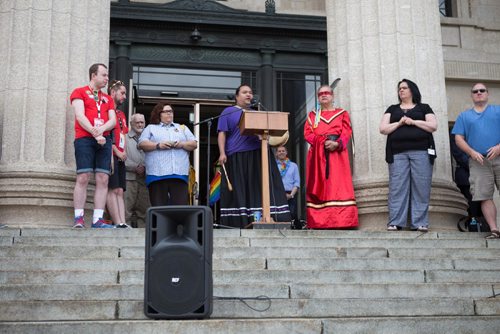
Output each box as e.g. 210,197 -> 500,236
217,106 -> 260,156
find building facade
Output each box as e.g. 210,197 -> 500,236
0,0 -> 498,227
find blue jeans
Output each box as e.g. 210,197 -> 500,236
74,136 -> 112,174
388,150 -> 432,229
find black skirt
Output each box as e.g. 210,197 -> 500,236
220,148 -> 291,228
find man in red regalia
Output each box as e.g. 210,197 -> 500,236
304,85 -> 358,229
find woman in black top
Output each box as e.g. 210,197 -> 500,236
379,79 -> 437,231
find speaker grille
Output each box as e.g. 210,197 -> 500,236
148,238 -> 204,314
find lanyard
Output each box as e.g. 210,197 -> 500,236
117,112 -> 124,131
90,86 -> 103,119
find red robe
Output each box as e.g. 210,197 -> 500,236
304,108 -> 359,229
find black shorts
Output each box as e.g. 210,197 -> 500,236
109,156 -> 126,190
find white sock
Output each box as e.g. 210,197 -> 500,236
93,209 -> 105,224
74,209 -> 84,218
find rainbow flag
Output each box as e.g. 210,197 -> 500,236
209,170 -> 221,206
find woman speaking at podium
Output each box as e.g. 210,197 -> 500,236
217,84 -> 291,228
304,85 -> 359,229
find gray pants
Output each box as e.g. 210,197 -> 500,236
388,150 -> 433,229
125,179 -> 150,228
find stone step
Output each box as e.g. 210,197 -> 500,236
4,236 -> 249,248
3,255 -> 499,272
2,317 -> 500,334
0,270 -> 118,285
289,283 -> 497,299
0,283 -> 496,301
247,237 -> 488,249
121,245 -> 500,259
426,270 -> 500,283
388,247 -> 500,259
1,319 -> 322,334
4,234 -> 492,249
322,316 -> 500,334
121,269 -> 425,285
0,258 -> 144,271
120,298 -> 487,319
0,257 -> 265,271
0,245 -> 121,258
7,227 -> 488,239
239,229 -> 491,240
1,244 -> 499,262
266,258 -> 500,270
3,297 -> 498,321
0,283 -> 290,301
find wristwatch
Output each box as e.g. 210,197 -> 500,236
156,143 -> 160,150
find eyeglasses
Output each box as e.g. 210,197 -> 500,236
161,109 -> 174,113
472,89 -> 487,94
318,91 -> 333,97
109,80 -> 125,90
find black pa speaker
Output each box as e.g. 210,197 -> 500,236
144,205 -> 213,319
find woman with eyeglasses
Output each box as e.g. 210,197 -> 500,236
138,103 -> 197,206
379,79 -> 437,232
304,84 -> 358,229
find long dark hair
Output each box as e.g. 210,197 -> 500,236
149,103 -> 173,124
398,78 -> 421,104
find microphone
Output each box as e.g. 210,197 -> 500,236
250,97 -> 259,109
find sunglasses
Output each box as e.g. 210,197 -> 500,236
109,80 -> 125,90
318,91 -> 333,97
472,89 -> 487,94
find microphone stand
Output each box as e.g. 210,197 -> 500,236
193,107 -> 245,229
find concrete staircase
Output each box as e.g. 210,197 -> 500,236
0,227 -> 500,333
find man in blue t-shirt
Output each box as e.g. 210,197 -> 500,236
452,83 -> 500,238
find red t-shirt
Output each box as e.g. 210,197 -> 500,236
70,86 -> 115,139
113,110 -> 129,155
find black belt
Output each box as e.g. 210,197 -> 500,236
325,135 -> 339,179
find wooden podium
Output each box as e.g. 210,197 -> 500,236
239,110 -> 290,228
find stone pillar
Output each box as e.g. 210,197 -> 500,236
0,0 -> 111,227
114,41 -> 132,84
325,0 -> 466,230
112,41 -> 132,116
259,50 -> 275,110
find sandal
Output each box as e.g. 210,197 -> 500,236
485,230 -> 500,239
387,225 -> 400,231
417,226 -> 428,232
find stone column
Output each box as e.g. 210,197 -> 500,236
0,0 -> 111,227
259,49 -> 275,110
325,0 -> 466,230
113,41 -> 132,84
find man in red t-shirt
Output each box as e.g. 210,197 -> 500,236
70,63 -> 116,228
106,80 -> 130,228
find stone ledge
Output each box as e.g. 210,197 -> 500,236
445,60 -> 500,81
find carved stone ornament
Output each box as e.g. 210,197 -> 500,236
265,0 -> 276,15
164,0 -> 238,12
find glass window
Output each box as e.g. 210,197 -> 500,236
276,72 -> 322,123
133,66 -> 256,97
439,0 -> 453,17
